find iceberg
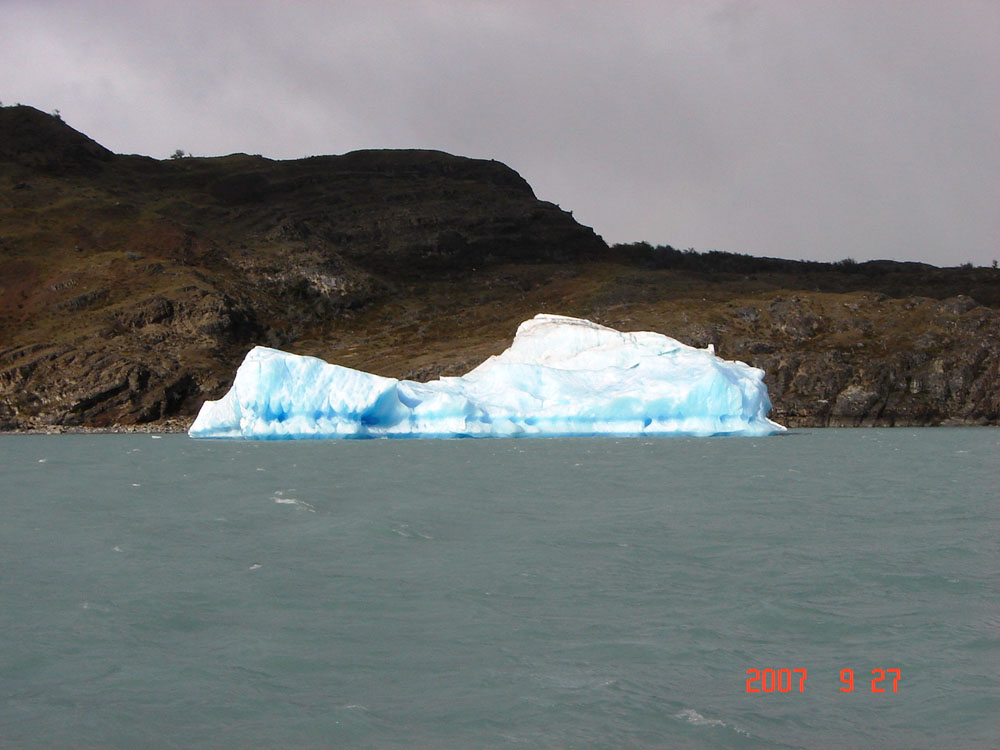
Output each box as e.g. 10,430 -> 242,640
188,314 -> 785,439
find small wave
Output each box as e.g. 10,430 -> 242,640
390,523 -> 433,539
676,708 -> 725,728
273,492 -> 315,512
274,498 -> 315,512
676,708 -> 750,736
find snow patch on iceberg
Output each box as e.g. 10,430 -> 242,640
188,314 -> 785,439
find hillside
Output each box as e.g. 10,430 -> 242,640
1,105 -> 997,430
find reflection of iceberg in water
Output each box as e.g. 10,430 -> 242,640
189,314 -> 786,439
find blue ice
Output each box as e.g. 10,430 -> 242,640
188,314 -> 785,439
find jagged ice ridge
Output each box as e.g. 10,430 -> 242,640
188,314 -> 785,439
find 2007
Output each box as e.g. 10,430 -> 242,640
746,668 -> 807,693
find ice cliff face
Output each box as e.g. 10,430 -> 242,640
188,314 -> 785,439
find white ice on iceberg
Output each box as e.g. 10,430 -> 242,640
188,314 -> 785,439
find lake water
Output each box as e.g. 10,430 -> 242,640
1,429 -> 997,749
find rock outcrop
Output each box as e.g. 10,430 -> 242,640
716,294 -> 999,427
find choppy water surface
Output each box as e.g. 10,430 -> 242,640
1,429 -> 997,748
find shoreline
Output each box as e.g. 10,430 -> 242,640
0,419 -> 993,435
0,419 -> 191,435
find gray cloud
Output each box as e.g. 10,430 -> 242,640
2,0 -> 997,266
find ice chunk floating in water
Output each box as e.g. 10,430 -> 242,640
189,314 -> 785,439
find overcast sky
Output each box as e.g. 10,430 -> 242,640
2,0 -> 997,266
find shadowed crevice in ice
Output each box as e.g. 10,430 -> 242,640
188,314 -> 785,439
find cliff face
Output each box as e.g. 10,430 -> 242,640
0,106 -> 604,428
1,105 -> 997,430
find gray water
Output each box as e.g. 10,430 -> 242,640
1,429 -> 997,749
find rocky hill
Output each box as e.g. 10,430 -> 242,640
1,105 -> 997,430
